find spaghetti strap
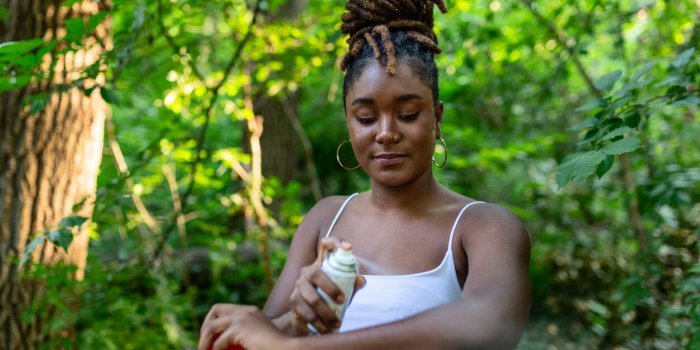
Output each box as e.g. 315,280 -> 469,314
447,201 -> 486,250
324,193 -> 359,238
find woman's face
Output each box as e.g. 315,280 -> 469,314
344,61 -> 443,188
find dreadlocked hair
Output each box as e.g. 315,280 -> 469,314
340,0 -> 448,105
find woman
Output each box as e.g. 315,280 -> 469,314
199,1 -> 531,349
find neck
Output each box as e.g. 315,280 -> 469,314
368,170 -> 443,212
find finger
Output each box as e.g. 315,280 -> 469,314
299,278 -> 340,329
309,267 -> 346,304
201,304 -> 237,332
293,300 -> 330,334
198,316 -> 234,350
212,327 -> 239,350
354,275 -> 366,290
291,312 -> 311,336
318,237 -> 352,256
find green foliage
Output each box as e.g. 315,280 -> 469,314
10,0 -> 700,348
19,215 -> 88,267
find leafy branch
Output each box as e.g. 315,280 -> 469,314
556,47 -> 697,188
150,0 -> 263,261
20,216 -> 88,268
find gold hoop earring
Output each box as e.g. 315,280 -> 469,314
432,138 -> 447,168
336,140 -> 360,170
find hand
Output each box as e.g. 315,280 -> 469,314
288,237 -> 365,335
198,304 -> 287,350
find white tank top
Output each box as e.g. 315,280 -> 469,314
323,193 -> 485,333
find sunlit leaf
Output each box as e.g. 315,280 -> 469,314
0,75 -> 31,92
0,39 -> 44,56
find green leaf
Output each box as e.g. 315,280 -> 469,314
601,126 -> 632,141
60,215 -> 88,230
36,39 -> 56,58
575,99 -> 605,113
64,0 -> 82,7
84,85 -> 99,97
594,70 -> 622,92
624,112 -> 642,128
48,228 -> 74,252
87,11 -> 109,34
100,87 -> 119,104
569,118 -> 598,132
28,93 -> 50,115
672,94 -> 700,107
600,136 -> 641,156
71,196 -> 89,212
607,96 -> 633,111
690,264 -> 700,274
632,61 -> 656,82
19,236 -> 46,267
655,75 -> 680,88
556,151 -> 607,188
0,75 -> 31,93
0,39 -> 44,56
596,155 -> 615,178
64,17 -> 84,42
672,47 -> 695,69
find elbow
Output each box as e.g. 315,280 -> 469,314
448,309 -> 528,350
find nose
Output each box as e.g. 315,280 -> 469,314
375,116 -> 399,144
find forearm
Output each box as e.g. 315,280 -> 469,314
286,299 -> 527,350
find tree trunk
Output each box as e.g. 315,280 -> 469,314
0,1 -> 110,349
254,0 -> 308,185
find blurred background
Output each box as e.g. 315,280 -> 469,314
1,0 -> 698,349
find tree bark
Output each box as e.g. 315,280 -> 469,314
254,0 -> 308,185
0,1 -> 110,349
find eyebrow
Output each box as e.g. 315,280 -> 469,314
350,94 -> 423,106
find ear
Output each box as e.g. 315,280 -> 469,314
434,102 -> 444,138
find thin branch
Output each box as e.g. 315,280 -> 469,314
162,163 -> 187,251
156,0 -> 207,82
151,0 -> 262,260
106,114 -> 162,239
243,71 -> 274,293
518,0 -> 602,98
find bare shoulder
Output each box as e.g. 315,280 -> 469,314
299,194 -> 358,240
460,202 -> 530,256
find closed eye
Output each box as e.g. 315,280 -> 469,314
355,116 -> 376,125
399,112 -> 419,121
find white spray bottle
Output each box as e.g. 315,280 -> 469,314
309,247 -> 359,335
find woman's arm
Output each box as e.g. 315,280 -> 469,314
200,203 -> 530,350
263,196 -> 350,335
284,203 -> 531,350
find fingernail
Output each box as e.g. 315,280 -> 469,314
335,321 -> 341,328
336,295 -> 345,303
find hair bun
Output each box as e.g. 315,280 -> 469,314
339,0 -> 447,73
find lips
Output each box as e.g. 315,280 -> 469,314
374,153 -> 406,165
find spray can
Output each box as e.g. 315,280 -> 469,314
309,247 -> 359,334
